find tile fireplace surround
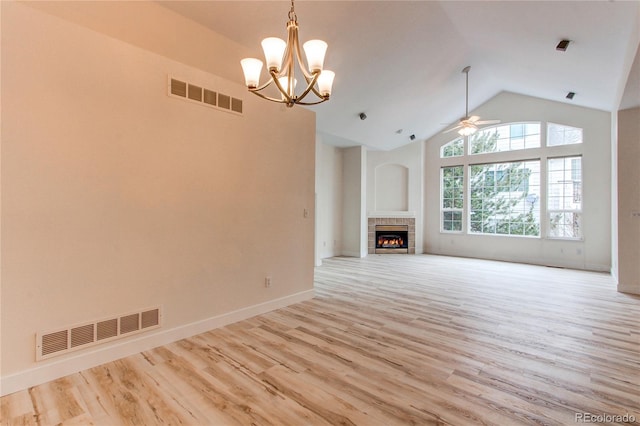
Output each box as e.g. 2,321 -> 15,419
368,217 -> 416,255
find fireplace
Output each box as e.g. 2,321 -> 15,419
375,225 -> 409,254
368,217 -> 415,255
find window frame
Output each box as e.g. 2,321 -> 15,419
547,122 -> 583,147
468,122 -> 541,155
440,165 -> 464,233
440,137 -> 464,158
546,155 -> 583,240
468,159 -> 541,238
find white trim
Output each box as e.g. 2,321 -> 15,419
583,262 -> 612,273
0,290 -> 314,396
367,211 -> 416,218
342,250 -> 365,258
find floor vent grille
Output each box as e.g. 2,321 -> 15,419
36,307 -> 162,361
169,76 -> 243,115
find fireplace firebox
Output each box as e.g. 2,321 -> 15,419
375,225 -> 409,254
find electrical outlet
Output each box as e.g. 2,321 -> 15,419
265,276 -> 272,288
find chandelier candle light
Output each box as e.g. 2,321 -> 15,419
240,0 -> 335,107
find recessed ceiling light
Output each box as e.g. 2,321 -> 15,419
410,134 -> 416,141
556,39 -> 571,51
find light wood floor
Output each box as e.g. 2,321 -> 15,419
2,255 -> 640,425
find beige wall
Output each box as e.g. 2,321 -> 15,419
1,2 -> 315,389
315,138 -> 344,262
342,146 -> 367,257
617,106 -> 640,294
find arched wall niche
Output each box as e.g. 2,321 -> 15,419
375,163 -> 409,211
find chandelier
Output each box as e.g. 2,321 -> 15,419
240,0 -> 335,108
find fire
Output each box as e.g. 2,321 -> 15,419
377,236 -> 404,248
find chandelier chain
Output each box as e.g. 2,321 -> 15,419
288,0 -> 297,22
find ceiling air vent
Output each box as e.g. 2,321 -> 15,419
169,76 -> 243,116
556,39 -> 570,52
36,306 -> 162,361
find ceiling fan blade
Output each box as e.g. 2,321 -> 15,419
475,119 -> 501,125
468,115 -> 481,123
443,124 -> 462,134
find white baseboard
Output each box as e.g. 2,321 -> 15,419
0,289 -> 314,397
341,250 -> 365,258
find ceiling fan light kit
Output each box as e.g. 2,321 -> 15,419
443,66 -> 500,136
240,0 -> 335,107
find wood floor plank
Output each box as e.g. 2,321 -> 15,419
2,254 -> 639,425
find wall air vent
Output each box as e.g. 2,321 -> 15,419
36,307 -> 162,361
169,76 -> 243,115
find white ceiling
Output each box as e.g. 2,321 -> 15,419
160,1 -> 640,151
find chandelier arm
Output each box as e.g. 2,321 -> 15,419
293,71 -> 321,103
270,69 -> 294,104
281,22 -> 296,77
292,98 -> 329,106
252,78 -> 276,92
247,89 -> 328,107
247,89 -> 289,104
286,31 -> 296,98
291,24 -> 315,80
308,84 -> 327,100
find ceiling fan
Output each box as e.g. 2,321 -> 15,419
443,66 -> 500,136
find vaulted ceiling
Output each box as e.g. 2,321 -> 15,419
161,1 -> 640,151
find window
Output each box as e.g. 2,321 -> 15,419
440,138 -> 464,158
469,161 -> 541,236
470,123 -> 540,155
547,123 -> 582,146
437,121 -> 583,241
548,156 -> 582,239
441,166 -> 464,231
